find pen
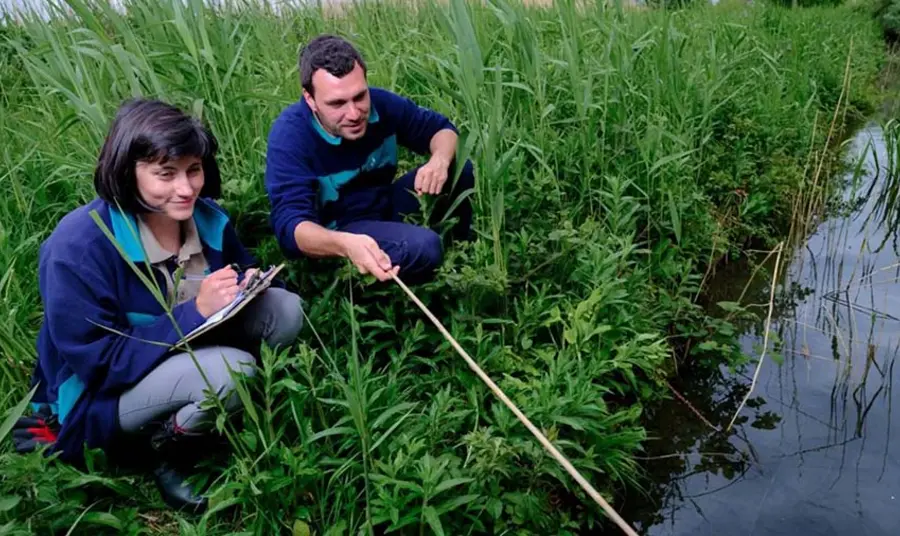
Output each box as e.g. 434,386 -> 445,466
180,264 -> 249,282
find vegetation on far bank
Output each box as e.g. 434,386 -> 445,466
0,0 -> 891,533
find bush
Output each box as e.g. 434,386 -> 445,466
0,0 -> 887,533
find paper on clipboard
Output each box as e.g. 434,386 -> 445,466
174,263 -> 285,347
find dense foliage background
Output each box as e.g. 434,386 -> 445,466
0,0 -> 890,533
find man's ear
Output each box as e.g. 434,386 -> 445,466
302,89 -> 316,113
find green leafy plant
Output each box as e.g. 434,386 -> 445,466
0,0 -> 888,533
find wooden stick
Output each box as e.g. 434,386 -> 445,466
390,273 -> 640,536
666,381 -> 719,433
726,241 -> 784,432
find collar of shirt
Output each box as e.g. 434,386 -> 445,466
137,215 -> 209,305
137,216 -> 204,265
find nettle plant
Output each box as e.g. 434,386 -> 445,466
0,0 -> 885,533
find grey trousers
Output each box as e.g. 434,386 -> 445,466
117,287 -> 304,434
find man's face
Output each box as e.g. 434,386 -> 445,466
304,62 -> 370,141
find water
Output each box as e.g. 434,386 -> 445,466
3,1 -> 894,531
623,123 -> 900,535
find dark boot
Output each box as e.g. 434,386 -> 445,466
149,415 -> 210,514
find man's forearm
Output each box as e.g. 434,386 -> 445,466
293,220 -> 395,279
293,220 -> 351,258
429,128 -> 458,165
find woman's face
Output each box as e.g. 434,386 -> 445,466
135,155 -> 204,221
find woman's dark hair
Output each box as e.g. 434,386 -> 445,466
93,98 -> 222,214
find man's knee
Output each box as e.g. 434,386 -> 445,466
451,159 -> 475,192
262,288 -> 304,348
436,159 -> 474,197
402,228 -> 443,276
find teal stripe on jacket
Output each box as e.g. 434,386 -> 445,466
317,134 -> 398,206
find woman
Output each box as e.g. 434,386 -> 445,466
21,98 -> 304,513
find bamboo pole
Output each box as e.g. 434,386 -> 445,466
390,273 -> 640,536
726,241 -> 784,432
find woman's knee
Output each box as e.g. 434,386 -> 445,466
192,347 -> 256,416
193,346 -> 256,396
261,288 -> 304,348
117,347 -> 255,432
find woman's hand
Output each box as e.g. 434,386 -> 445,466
240,268 -> 260,290
196,266 -> 240,317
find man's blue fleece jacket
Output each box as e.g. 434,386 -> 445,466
264,86 -> 458,258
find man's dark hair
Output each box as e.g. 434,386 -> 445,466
299,34 -> 367,96
93,98 -> 222,214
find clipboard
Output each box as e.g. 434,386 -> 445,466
173,263 -> 285,347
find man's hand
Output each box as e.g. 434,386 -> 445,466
414,155 -> 451,196
341,233 -> 399,282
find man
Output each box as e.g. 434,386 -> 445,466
265,34 -> 475,283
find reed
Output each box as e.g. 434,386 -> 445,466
0,0 -> 886,533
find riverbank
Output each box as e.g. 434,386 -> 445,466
620,113 -> 900,534
0,0 -> 891,533
619,36 -> 900,533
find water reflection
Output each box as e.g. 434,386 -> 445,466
626,123 -> 900,536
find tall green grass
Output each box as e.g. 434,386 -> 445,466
0,0 -> 887,533
866,116 -> 900,245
